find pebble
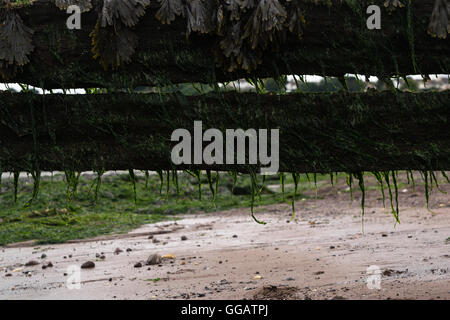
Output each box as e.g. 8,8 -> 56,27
181,236 -> 188,241
114,248 -> 123,255
146,254 -> 162,266
286,277 -> 295,281
134,262 -> 143,268
81,261 -> 95,269
314,271 -> 325,275
24,260 -> 39,267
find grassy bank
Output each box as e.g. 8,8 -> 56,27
0,171 -> 328,245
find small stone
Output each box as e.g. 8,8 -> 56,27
232,235 -> 238,238
286,277 -> 295,281
181,236 -> 188,241
134,262 -> 142,268
81,261 -> 95,269
25,260 -> 39,267
314,271 -> 325,275
95,253 -> 100,258
41,253 -> 47,259
114,248 -> 123,255
5,273 -> 12,277
382,233 -> 388,237
146,254 -> 162,266
148,235 -> 154,239
126,248 -> 132,252
329,246 -> 335,249
152,238 -> 160,243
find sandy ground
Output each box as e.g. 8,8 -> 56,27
1,181 -> 449,300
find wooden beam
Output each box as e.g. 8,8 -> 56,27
1,90 -> 449,173
2,0 -> 449,89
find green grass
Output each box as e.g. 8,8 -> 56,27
0,171 -> 330,245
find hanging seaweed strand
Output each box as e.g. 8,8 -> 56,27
354,172 -> 366,231
129,169 -> 137,206
249,169 -> 266,225
280,172 -> 286,201
291,173 -> 300,221
13,171 -> 19,204
25,169 -> 41,207
156,170 -> 164,195
144,170 -> 150,189
391,170 -> 400,224
372,171 -> 386,208
165,170 -> 171,199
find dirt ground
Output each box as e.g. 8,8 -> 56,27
1,180 -> 449,300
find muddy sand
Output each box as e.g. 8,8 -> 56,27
1,181 -> 449,300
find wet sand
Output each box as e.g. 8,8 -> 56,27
1,181 -> 449,300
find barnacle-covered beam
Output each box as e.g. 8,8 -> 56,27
1,0 -> 449,89
0,90 -> 449,173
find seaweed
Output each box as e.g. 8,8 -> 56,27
0,9 -> 34,67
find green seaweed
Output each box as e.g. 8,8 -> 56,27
249,169 -> 266,225
129,169 -> 137,206
13,171 -> 19,204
